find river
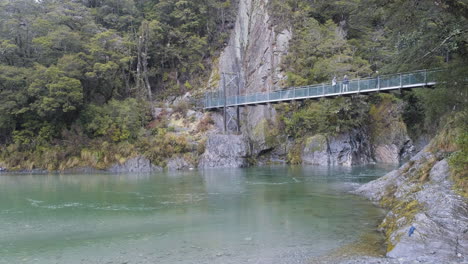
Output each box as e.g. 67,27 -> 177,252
0,165 -> 395,264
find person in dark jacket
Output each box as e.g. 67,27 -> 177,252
343,75 -> 349,92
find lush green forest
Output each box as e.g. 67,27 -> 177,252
0,0 -> 234,145
0,0 -> 466,174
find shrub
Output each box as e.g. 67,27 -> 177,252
196,114 -> 214,133
449,130 -> 468,197
139,130 -> 189,167
282,98 -> 369,138
172,100 -> 190,118
80,98 -> 150,142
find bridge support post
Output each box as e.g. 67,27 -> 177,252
236,72 -> 240,134
220,72 -> 241,134
378,75 -> 380,92
223,73 -> 227,134
399,73 -> 402,93
424,69 -> 427,86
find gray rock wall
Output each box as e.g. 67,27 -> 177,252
166,157 -> 192,171
213,0 -> 291,155
198,134 -> 251,168
108,156 -> 162,173
371,99 -> 414,164
302,129 -> 374,166
354,149 -> 468,262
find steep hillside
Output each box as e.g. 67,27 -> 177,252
0,0 -> 466,174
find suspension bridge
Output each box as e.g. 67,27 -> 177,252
203,69 -> 440,132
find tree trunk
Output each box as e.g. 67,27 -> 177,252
136,34 -> 144,98
142,22 -> 153,103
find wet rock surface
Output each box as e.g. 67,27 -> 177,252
108,156 -> 162,173
198,134 -> 250,168
354,148 -> 468,263
166,157 -> 192,171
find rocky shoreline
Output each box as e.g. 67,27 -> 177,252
343,147 -> 468,264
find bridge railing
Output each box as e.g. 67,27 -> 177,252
204,69 -> 441,108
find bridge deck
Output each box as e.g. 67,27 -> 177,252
204,69 -> 439,110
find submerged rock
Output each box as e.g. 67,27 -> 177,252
108,156 -> 162,173
198,134 -> 250,168
354,148 -> 468,263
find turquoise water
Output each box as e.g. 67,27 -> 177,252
0,165 -> 393,264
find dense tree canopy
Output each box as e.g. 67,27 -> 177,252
0,0 -> 466,151
0,0 -> 234,145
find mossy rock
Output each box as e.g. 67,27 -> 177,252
252,118 -> 281,150
304,134 -> 327,153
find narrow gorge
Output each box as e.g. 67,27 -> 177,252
0,0 -> 466,263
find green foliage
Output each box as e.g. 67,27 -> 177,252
413,63 -> 468,130
28,65 -> 84,116
368,93 -> 408,146
0,139 -> 139,171
80,99 -> 149,142
283,18 -> 372,86
449,130 -> 468,197
137,129 -> 190,167
281,98 -> 369,138
401,92 -> 426,139
287,143 -> 303,165
444,112 -> 468,197
0,0 -> 467,170
0,0 -> 233,145
270,0 -> 376,86
140,0 -> 233,98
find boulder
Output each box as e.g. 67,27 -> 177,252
108,156 -> 162,173
302,129 -> 374,166
328,129 -> 374,166
166,157 -> 192,171
198,134 -> 250,168
302,135 -> 328,165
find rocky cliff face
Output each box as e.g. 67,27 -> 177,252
302,129 -> 374,166
218,0 -> 291,95
354,148 -> 468,262
369,97 -> 414,164
209,0 -> 291,159
203,0 -> 418,168
198,134 -> 251,168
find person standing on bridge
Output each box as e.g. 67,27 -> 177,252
332,76 -> 337,93
343,75 -> 349,92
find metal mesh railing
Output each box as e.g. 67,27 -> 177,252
204,69 -> 441,109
